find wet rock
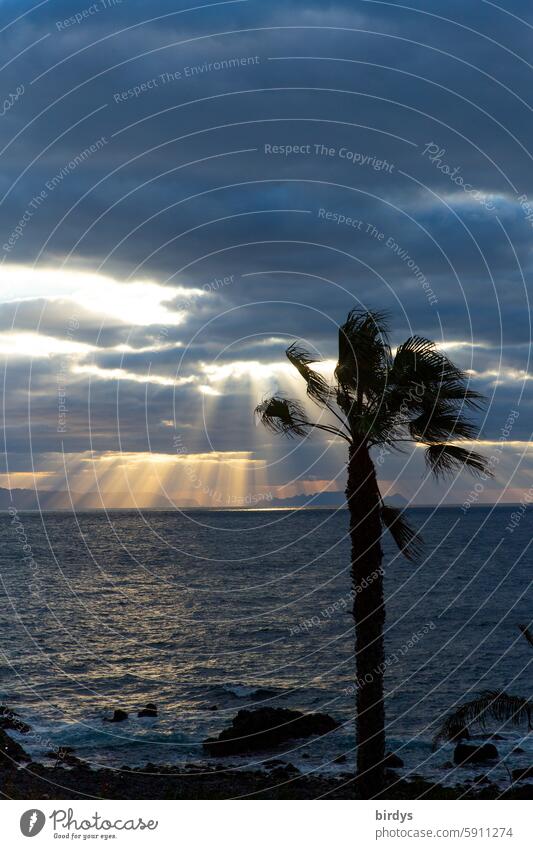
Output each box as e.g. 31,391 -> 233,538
138,704 -> 158,718
45,747 -> 82,768
45,746 -> 75,760
511,747 -> 525,754
268,763 -> 301,779
0,728 -> 30,762
454,742 -> 499,765
0,716 -> 31,733
0,706 -> 31,734
333,755 -> 347,764
512,766 -> 533,782
384,752 -> 404,768
203,707 -> 339,756
104,709 -> 128,723
207,705 -> 218,711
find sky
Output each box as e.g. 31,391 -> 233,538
1,0 -> 532,508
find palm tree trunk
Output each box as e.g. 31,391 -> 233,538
346,442 -> 386,798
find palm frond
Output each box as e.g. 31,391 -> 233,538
254,396 -> 310,438
286,343 -> 333,407
434,691 -> 533,744
518,623 -> 533,649
381,505 -> 423,561
425,444 -> 491,479
335,309 -> 392,400
391,336 -> 483,409
409,409 -> 479,443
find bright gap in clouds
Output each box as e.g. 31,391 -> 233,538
0,264 -> 203,327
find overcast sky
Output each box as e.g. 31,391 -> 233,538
1,0 -> 532,507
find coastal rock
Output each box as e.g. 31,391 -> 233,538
203,707 -> 339,756
333,755 -> 347,764
45,747 -> 80,765
383,752 -> 404,768
45,746 -> 75,759
512,766 -> 533,782
268,763 -> 301,779
0,716 -> 31,733
0,705 -> 31,734
138,703 -> 158,718
0,728 -> 30,763
453,742 -> 499,766
104,709 -> 128,723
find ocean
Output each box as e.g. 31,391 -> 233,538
0,506 -> 531,790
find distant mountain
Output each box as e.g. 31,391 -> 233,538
266,491 -> 409,509
0,487 -> 409,511
267,491 -> 346,509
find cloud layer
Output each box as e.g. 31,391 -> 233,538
1,0 -> 532,506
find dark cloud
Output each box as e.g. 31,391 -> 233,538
1,0 -> 532,501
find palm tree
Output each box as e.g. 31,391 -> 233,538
255,309 -> 489,798
434,624 -> 533,744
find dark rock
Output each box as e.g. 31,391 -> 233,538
203,708 -> 339,756
384,752 -> 404,768
333,755 -> 347,764
454,743 -> 499,765
511,747 -> 525,754
449,725 -> 470,742
269,763 -> 300,778
0,706 -> 30,734
138,704 -> 158,718
301,753 -> 310,759
62,755 -> 84,768
473,775 -> 492,785
45,746 -> 75,760
207,705 -> 218,711
512,766 -> 533,782
264,759 -> 286,768
0,728 -> 30,762
0,716 -> 31,733
104,709 -> 128,723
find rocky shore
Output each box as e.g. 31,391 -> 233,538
1,705 -> 532,800
2,757 -> 533,800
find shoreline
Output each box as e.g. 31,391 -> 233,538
1,758 -> 532,800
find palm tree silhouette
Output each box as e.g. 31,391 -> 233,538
434,624 -> 533,745
255,309 -> 489,798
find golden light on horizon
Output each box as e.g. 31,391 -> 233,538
51,450 -> 270,509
